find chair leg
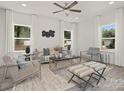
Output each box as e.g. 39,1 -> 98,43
39,64 -> 42,80
12,84 -> 16,91
95,70 -> 106,80
83,73 -> 93,90
96,68 -> 106,85
68,74 -> 75,83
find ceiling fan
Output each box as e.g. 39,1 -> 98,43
53,1 -> 81,16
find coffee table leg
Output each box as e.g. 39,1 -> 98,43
49,60 -> 52,70
54,61 -> 57,74
40,63 -> 42,80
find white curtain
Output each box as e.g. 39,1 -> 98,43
31,15 -> 38,51
5,9 -> 13,54
72,23 -> 78,55
95,15 -> 102,47
59,20 -> 64,47
115,8 -> 124,66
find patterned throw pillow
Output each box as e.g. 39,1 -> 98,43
43,48 -> 50,56
16,55 -> 26,69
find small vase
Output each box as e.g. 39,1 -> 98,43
54,51 -> 59,58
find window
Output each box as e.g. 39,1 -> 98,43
14,25 -> 31,51
101,24 -> 115,50
64,30 -> 72,50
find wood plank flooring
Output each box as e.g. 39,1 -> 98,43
6,61 -> 124,91
7,63 -> 75,91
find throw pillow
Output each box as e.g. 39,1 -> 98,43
43,48 -> 50,56
16,55 -> 26,69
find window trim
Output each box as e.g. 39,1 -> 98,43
13,24 -> 32,52
100,23 -> 115,51
63,29 -> 73,51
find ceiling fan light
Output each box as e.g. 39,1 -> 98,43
21,3 -> 27,7
109,1 -> 114,5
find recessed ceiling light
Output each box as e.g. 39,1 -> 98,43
21,3 -> 27,7
109,1 -> 114,5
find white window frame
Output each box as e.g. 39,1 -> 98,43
101,23 -> 115,51
13,24 -> 31,52
63,29 -> 73,51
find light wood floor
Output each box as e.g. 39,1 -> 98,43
7,62 -> 76,91
7,60 -> 124,91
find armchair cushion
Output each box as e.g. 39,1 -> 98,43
87,47 -> 100,55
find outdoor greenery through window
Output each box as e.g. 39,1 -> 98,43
101,24 -> 115,50
64,31 -> 72,50
14,25 -> 31,51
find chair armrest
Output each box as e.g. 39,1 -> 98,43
80,50 -> 89,56
80,50 -> 88,55
6,64 -> 18,68
80,50 -> 88,53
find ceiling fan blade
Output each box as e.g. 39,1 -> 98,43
53,3 -> 65,9
53,10 -> 64,14
66,1 -> 78,9
70,9 -> 81,13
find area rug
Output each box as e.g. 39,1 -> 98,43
56,65 -> 124,91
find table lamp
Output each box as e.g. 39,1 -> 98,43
24,41 -> 31,54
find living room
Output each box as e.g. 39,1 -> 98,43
0,0 -> 124,91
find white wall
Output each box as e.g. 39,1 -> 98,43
100,10 -> 116,25
77,18 -> 95,52
33,16 -> 60,49
13,12 -> 32,26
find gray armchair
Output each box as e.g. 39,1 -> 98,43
80,47 -> 101,62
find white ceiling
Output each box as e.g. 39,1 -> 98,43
0,1 -> 124,21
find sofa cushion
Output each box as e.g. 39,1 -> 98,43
83,61 -> 106,71
68,64 -> 94,78
43,48 -> 50,56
